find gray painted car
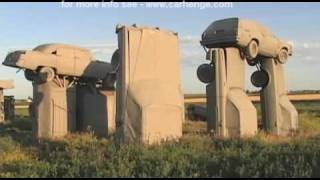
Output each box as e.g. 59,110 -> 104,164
3,44 -> 113,82
200,17 -> 293,64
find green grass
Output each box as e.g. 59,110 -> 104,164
0,101 -> 319,177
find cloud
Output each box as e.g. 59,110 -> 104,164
80,43 -> 117,48
301,42 -> 320,49
179,35 -> 200,44
82,43 -> 117,55
304,56 -> 315,61
277,40 -> 320,64
291,40 -> 320,50
178,35 -> 204,67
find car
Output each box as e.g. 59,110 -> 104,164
200,17 -> 293,64
3,44 -> 114,82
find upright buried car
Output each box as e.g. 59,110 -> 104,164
200,17 -> 293,64
3,44 -> 114,83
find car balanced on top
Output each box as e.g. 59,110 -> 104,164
197,17 -> 293,89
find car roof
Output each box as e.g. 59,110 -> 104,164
32,43 -> 94,60
33,43 -> 90,54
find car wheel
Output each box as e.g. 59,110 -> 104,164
102,72 -> 116,90
251,69 -> 269,88
197,63 -> 214,84
277,48 -> 289,64
24,69 -> 37,81
111,49 -> 120,68
38,67 -> 55,82
246,40 -> 259,60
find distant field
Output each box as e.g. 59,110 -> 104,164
0,101 -> 319,178
15,108 -> 29,117
184,93 -> 320,104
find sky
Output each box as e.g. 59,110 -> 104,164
0,2 -> 320,99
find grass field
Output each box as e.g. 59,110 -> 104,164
0,102 -> 319,177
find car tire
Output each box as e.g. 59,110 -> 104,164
277,48 -> 289,64
102,72 -> 116,90
197,63 -> 214,84
111,49 -> 119,69
38,67 -> 55,82
251,69 -> 269,88
246,40 -> 259,60
24,69 -> 37,82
